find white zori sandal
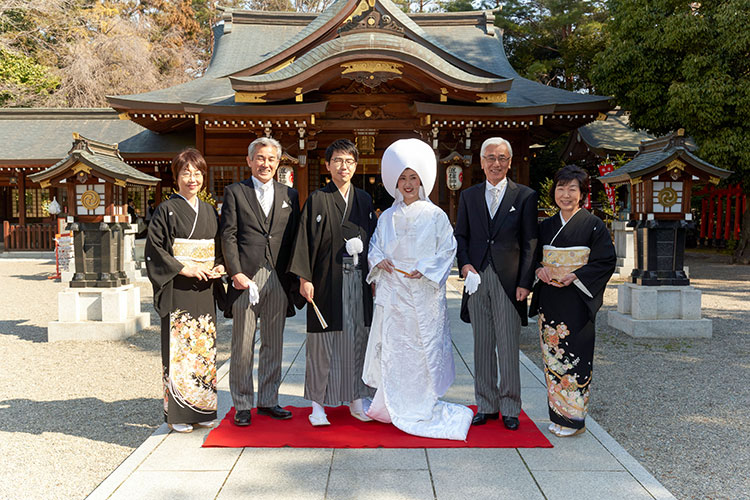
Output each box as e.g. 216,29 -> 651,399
168,423 -> 193,433
308,414 -> 331,426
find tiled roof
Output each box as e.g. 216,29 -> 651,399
0,109 -> 192,162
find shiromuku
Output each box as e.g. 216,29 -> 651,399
362,138 -> 473,441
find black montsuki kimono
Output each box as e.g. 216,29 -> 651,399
289,182 -> 377,332
145,196 -> 224,424
529,209 -> 616,430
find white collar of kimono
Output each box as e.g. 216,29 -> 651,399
381,138 -> 436,203
174,193 -> 199,213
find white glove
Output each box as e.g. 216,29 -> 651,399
464,271 -> 481,295
246,280 -> 260,306
345,237 -> 364,266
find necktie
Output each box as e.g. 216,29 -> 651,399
490,188 -> 500,217
259,185 -> 271,217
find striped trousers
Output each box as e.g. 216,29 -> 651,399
305,258 -> 373,405
229,264 -> 287,410
467,267 -> 521,417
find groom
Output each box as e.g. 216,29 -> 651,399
454,137 -> 538,431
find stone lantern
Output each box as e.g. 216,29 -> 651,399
600,130 -> 732,338
29,134 -> 159,341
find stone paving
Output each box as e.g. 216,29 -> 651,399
86,285 -> 675,500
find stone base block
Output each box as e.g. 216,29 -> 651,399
616,283 -> 702,320
48,312 -> 150,342
608,311 -> 711,338
49,284 -> 149,342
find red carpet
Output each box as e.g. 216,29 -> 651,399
202,406 -> 552,448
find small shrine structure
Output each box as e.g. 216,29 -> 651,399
29,135 -> 158,341
600,130 -> 732,338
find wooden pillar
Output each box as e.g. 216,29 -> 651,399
516,132 -> 531,187
297,164 -> 309,203
18,171 -> 26,226
66,179 -> 76,216
105,183 -> 114,216
195,116 -> 204,154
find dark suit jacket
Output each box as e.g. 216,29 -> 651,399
220,178 -> 300,318
454,179 -> 538,325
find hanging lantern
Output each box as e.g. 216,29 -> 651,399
277,165 -> 294,187
446,165 -> 463,191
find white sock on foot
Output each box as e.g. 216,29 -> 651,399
311,401 -> 326,418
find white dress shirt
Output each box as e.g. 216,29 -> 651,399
485,178 -> 508,218
252,176 -> 274,217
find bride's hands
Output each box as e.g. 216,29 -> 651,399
376,259 -> 395,274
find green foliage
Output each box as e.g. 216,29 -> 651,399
493,0 -> 609,92
538,177 -> 558,216
593,0 -> 750,190
0,48 -> 60,105
198,189 -> 217,208
441,0 -> 477,12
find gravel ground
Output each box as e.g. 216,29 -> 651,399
0,260 -> 233,500
519,250 -> 750,500
0,251 -> 747,500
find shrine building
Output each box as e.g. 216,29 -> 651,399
1,0 -> 612,249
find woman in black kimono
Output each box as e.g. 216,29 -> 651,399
145,148 -> 224,433
529,165 -> 616,437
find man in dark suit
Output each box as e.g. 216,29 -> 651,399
220,137 -> 300,426
455,137 -> 538,431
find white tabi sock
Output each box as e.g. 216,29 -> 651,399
311,401 -> 326,418
349,398 -> 363,414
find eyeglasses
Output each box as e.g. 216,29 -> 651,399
330,157 -> 356,167
482,155 -> 511,164
179,170 -> 203,179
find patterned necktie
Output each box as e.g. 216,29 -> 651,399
490,188 -> 500,217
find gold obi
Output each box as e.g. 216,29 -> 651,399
542,245 -> 590,282
173,238 -> 215,272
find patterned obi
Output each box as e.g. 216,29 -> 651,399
542,245 -> 590,282
173,238 -> 215,272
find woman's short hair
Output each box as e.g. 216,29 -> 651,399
551,164 -> 590,208
171,148 -> 208,188
325,139 -> 359,163
248,137 -> 282,160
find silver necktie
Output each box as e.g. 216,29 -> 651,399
490,188 -> 500,217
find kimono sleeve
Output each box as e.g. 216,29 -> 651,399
574,217 -> 616,298
415,209 -> 457,288
366,211 -> 388,284
145,203 -> 183,316
288,195 -> 314,282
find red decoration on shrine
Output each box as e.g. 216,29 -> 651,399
598,163 -> 617,213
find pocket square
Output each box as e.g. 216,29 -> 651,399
282,200 -> 289,209
509,206 -> 516,212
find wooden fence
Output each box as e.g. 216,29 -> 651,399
695,184 -> 746,245
2,221 -> 56,251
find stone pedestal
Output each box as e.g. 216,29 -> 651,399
612,220 -> 635,279
608,282 -> 711,338
123,223 -> 138,283
48,284 -> 150,342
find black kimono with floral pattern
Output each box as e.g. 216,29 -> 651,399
529,209 -> 616,430
145,196 -> 223,424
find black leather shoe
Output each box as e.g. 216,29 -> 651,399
257,405 -> 292,420
502,416 -> 520,431
471,412 -> 500,426
234,409 -> 251,426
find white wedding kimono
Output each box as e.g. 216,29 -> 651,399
363,199 -> 473,440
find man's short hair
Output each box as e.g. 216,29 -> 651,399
325,139 -> 359,163
480,137 -> 513,158
248,137 -> 282,160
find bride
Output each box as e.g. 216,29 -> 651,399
362,138 -> 472,441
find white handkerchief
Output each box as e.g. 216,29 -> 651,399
345,237 -> 364,266
246,281 -> 260,306
282,200 -> 289,209
464,271 -> 481,295
510,206 -> 516,212
316,214 -> 322,223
